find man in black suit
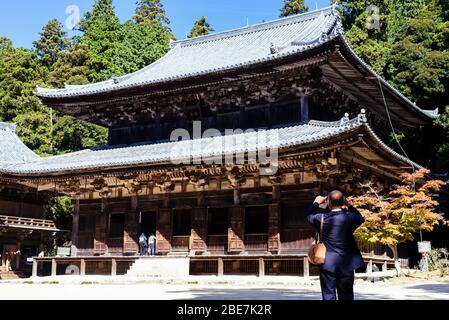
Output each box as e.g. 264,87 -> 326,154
307,190 -> 365,300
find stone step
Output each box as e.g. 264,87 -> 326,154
0,271 -> 27,280
126,257 -> 190,278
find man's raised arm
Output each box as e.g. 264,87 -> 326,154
307,196 -> 326,226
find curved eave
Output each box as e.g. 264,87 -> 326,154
0,120 -> 422,182
336,35 -> 438,125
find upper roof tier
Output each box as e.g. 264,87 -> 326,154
36,6 -> 339,98
35,5 -> 437,126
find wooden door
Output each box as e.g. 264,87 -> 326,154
156,209 -> 172,253
123,212 -> 139,254
268,203 -> 280,252
191,207 -> 207,252
228,206 -> 244,253
94,212 -> 108,255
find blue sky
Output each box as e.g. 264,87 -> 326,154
0,0 -> 331,48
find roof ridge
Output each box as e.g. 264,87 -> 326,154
171,5 -> 337,48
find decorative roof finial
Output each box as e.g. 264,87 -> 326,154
358,109 -> 367,123
340,112 -> 350,125
113,77 -> 119,84
270,42 -> 279,54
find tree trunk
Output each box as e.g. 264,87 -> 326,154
388,244 -> 406,277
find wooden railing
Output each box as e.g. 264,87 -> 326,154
357,241 -> 386,256
244,234 -> 268,251
0,214 -> 57,230
207,235 -> 227,253
172,236 -> 190,251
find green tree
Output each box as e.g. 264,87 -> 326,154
52,116 -> 108,154
109,20 -> 170,76
14,111 -> 53,155
77,0 -> 117,32
80,0 -> 121,81
188,16 -> 214,38
48,43 -> 93,88
33,19 -> 69,68
134,0 -> 170,26
0,40 -> 47,121
280,0 -> 308,17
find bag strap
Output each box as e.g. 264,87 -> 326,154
318,214 -> 324,243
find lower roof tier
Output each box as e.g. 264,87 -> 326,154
0,110 -> 419,180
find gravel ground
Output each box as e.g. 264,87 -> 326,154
1,274 -> 448,300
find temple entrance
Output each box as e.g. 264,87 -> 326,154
172,209 -> 192,252
140,211 -> 157,237
108,213 -> 125,254
207,208 -> 229,253
244,206 -> 269,252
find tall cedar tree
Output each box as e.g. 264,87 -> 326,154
188,16 -> 214,38
280,0 -> 308,17
33,19 -> 69,68
80,0 -> 121,82
134,0 -> 170,25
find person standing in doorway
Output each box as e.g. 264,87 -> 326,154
307,190 -> 365,300
148,233 -> 156,256
139,233 -> 148,256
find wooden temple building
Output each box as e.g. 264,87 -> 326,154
0,6 -> 439,277
0,123 -> 62,279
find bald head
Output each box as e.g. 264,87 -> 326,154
328,190 -> 345,209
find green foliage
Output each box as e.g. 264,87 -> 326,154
52,116 -> 108,154
80,0 -> 121,82
134,0 -> 170,26
188,16 -> 214,38
33,19 -> 69,68
339,0 -> 449,172
48,43 -> 92,88
105,20 -> 170,77
14,111 -> 53,156
280,0 -> 308,17
46,196 -> 74,229
0,42 -> 47,121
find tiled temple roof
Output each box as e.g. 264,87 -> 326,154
36,6 -> 339,98
34,5 -> 437,122
0,112 -> 421,176
0,122 -> 39,165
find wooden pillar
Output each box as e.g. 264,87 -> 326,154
259,258 -> 265,277
218,258 -> 224,276
191,207 -> 207,253
268,203 -> 280,253
303,258 -> 310,277
367,260 -> 373,274
71,198 -> 80,257
228,206 -> 245,253
80,259 -> 86,276
51,259 -> 57,277
111,259 -> 117,276
32,260 -> 38,277
15,240 -> 21,269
